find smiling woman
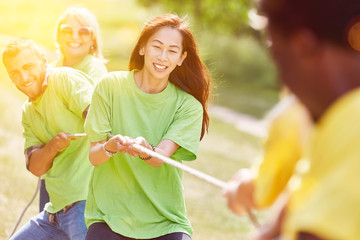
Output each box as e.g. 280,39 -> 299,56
38,6 -> 109,214
136,27 -> 187,93
52,7 -> 107,85
83,13 -> 212,240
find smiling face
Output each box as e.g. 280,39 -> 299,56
4,48 -> 47,101
140,27 -> 187,82
58,16 -> 94,66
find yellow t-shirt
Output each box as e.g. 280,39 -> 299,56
254,98 -> 311,208
283,88 -> 360,240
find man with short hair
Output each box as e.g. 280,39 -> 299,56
255,0 -> 360,239
3,38 -> 94,240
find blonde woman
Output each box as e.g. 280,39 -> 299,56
40,6 -> 108,212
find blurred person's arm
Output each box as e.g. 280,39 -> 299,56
254,202 -> 287,240
222,168 -> 257,215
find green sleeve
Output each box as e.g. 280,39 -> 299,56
84,75 -> 112,142
164,96 -> 203,161
53,69 -> 94,119
22,105 -> 43,151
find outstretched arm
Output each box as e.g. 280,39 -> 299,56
222,168 -> 257,215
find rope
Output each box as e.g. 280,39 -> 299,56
7,177 -> 41,240
108,134 -> 260,227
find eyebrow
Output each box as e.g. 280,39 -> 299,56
152,39 -> 180,49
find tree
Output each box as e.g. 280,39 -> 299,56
136,0 -> 257,36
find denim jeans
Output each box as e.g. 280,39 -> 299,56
10,200 -> 87,240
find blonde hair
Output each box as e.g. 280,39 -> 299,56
55,6 -> 104,60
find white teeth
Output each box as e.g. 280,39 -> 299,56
154,64 -> 166,69
69,43 -> 81,48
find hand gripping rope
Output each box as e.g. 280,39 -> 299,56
107,134 -> 260,227
7,133 -> 88,239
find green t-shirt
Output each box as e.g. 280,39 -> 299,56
53,54 -> 107,86
84,70 -> 203,238
22,67 -> 94,213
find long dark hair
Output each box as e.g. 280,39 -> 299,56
129,14 -> 212,140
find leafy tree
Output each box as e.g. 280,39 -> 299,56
136,0 -> 257,36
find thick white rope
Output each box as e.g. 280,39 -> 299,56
134,144 -> 228,188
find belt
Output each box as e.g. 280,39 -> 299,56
46,202 -> 77,224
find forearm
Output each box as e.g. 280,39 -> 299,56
141,139 -> 179,167
89,141 -> 112,166
223,169 -> 257,215
27,143 -> 58,177
27,132 -> 72,176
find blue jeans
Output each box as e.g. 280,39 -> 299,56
10,201 -> 87,240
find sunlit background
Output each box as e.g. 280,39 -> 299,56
0,0 -> 279,239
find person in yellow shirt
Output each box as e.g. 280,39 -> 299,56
223,93 -> 311,214
253,0 -> 360,239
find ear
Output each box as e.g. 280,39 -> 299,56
40,53 -> 48,68
139,47 -> 145,56
177,51 -> 187,66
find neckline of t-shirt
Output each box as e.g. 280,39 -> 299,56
129,69 -> 174,100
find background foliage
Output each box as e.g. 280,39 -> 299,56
135,0 -> 280,117
137,0 -> 257,36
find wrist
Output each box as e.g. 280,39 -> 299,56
102,142 -> 118,157
139,144 -> 155,161
47,140 -> 60,155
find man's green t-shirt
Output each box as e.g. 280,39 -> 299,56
84,70 -> 203,238
54,54 -> 107,86
22,67 -> 94,213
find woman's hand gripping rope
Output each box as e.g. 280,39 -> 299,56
73,133 -> 260,227
107,133 -> 260,227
